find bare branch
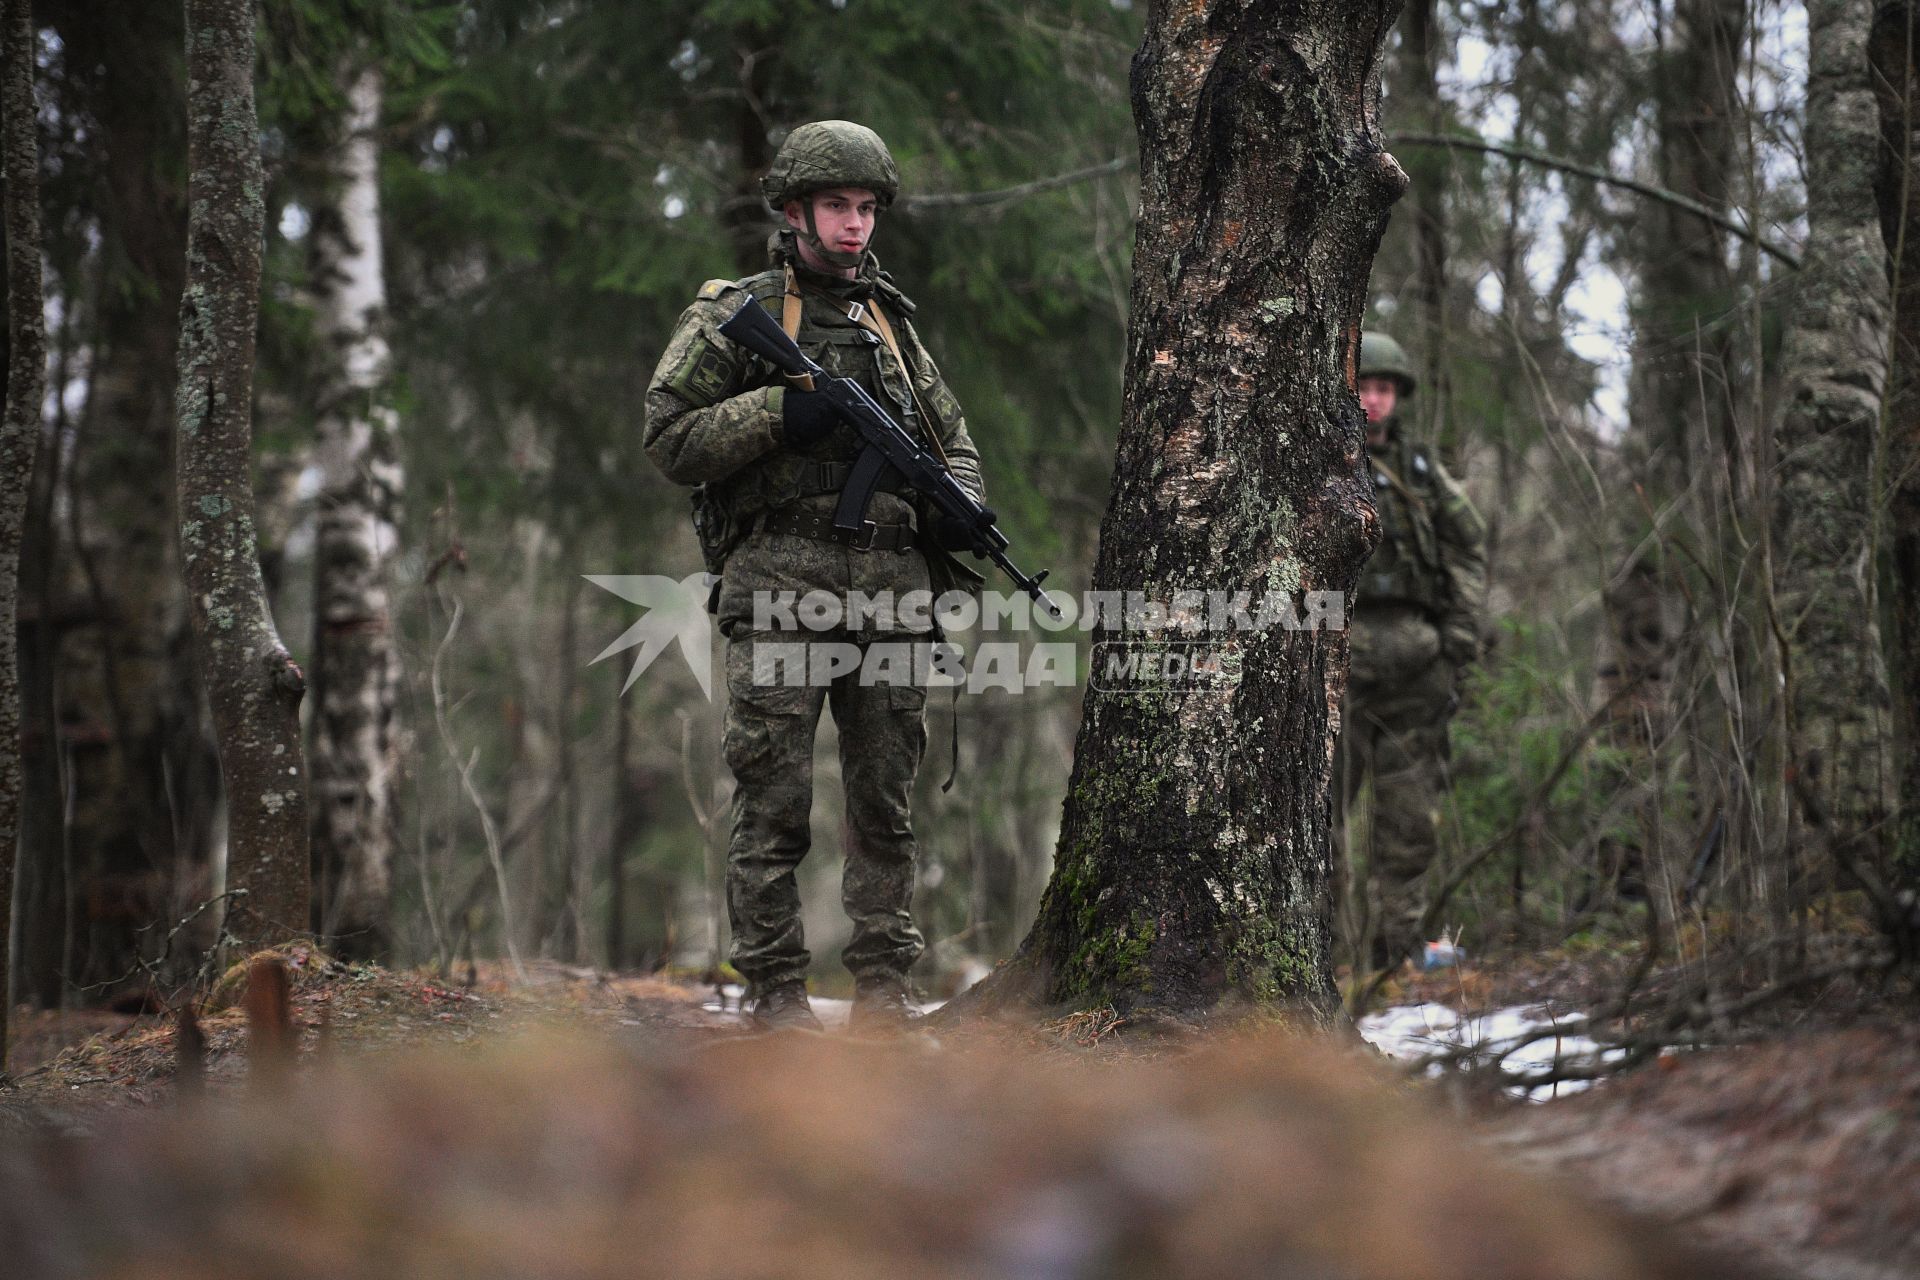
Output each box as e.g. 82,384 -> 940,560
1388,131 -> 1803,269
897,156 -> 1135,212
429,593 -> 526,981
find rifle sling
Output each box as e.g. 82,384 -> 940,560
861,300 -> 953,469
779,267 -> 817,392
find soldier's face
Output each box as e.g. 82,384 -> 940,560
1358,376 -> 1398,427
786,187 -> 879,267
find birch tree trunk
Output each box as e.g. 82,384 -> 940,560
966,0 -> 1404,1024
1,0 -> 47,1065
1772,0 -> 1894,912
175,0 -> 309,941
309,63 -> 401,961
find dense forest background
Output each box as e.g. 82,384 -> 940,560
4,0 -> 1915,1018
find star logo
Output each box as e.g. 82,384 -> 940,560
585,573 -> 715,699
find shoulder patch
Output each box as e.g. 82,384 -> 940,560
697,278 -> 733,301
663,334 -> 742,408
930,381 -> 962,428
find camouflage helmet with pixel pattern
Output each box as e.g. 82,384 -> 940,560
1358,330 -> 1418,397
760,120 -> 901,211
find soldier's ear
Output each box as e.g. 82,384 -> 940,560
782,198 -> 807,231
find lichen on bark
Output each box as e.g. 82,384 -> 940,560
1764,1 -> 1898,925
174,0 -> 310,941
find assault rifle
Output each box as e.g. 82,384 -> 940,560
719,297 -> 1063,618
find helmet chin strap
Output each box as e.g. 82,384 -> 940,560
801,201 -> 866,271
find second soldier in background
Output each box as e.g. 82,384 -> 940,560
1339,332 -> 1488,969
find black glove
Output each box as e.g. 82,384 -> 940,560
933,507 -> 994,552
781,389 -> 839,446
932,514 -> 977,551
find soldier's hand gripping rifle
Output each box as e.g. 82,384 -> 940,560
720,297 -> 1063,618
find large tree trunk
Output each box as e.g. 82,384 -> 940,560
1871,1 -> 1920,914
966,0 -> 1404,1023
309,63 -> 401,962
1772,1 -> 1896,920
175,0 -> 309,941
1,0 -> 47,1065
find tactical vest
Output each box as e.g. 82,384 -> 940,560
704,261 -> 949,527
1360,431 -> 1446,614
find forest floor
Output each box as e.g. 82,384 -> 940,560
1383,951 -> 1920,1280
1,947 -> 1915,1279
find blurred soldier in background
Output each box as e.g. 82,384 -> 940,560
1337,331 -> 1487,969
644,121 -> 985,1033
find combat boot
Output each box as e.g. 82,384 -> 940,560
752,980 -> 823,1033
849,976 -> 917,1034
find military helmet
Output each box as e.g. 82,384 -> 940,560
760,120 -> 901,210
1358,330 -> 1417,396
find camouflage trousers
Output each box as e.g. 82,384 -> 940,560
1334,605 -> 1457,965
723,627 -> 929,993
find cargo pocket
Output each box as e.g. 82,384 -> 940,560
726,634 -> 815,717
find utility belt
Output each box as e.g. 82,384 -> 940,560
746,459 -> 918,552
754,505 -> 916,554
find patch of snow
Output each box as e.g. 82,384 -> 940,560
1358,1003 -> 1627,1101
699,982 -> 746,1019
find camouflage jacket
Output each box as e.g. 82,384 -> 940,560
1360,424 -> 1487,664
645,236 -> 984,634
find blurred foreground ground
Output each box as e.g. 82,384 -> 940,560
0,952 -> 1912,1279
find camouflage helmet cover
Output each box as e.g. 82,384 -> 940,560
760,120 -> 901,210
1358,330 -> 1418,396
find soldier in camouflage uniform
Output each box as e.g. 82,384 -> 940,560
644,122 -> 985,1032
1337,332 -> 1488,968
